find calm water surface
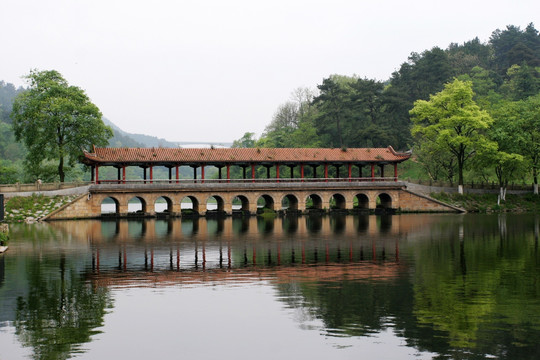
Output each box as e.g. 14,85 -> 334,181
0,214 -> 539,360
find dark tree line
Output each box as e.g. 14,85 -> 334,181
249,23 -> 540,154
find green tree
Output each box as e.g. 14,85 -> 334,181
259,87 -> 319,148
313,76 -> 354,148
11,70 -> 112,182
0,160 -> 19,183
490,23 -> 540,74
499,64 -> 540,100
497,95 -> 540,195
414,140 -> 457,182
232,132 -> 257,148
410,79 -> 495,193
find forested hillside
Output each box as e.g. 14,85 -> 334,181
236,23 -> 539,193
245,23 -> 539,151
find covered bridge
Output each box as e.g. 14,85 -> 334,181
81,146 -> 411,183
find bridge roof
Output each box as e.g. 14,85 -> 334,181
82,146 -> 411,166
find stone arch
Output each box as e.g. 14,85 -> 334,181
128,196 -> 147,214
306,193 -> 323,210
206,195 -> 225,212
232,195 -> 250,211
154,196 -> 173,213
181,195 -> 200,214
330,193 -> 346,210
281,194 -> 299,210
377,192 -> 393,209
257,194 -> 275,212
354,193 -> 369,209
100,196 -> 119,214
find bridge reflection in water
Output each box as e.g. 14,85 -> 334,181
47,214 -> 443,287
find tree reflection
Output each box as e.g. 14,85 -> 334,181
14,253 -> 113,360
412,215 -> 540,359
275,214 -> 540,359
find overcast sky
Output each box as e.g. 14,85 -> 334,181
2,0 -> 538,143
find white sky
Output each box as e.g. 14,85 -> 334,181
1,0 -> 538,143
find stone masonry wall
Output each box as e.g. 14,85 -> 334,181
44,184 -> 463,221
398,189 -> 463,212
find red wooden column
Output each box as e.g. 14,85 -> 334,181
371,163 -> 375,182
394,163 -> 398,181
176,165 -> 179,183
201,165 -> 205,183
380,164 -> 385,179
226,164 -> 230,183
122,166 -> 126,184
95,166 -> 100,184
324,164 -> 328,182
251,164 -> 255,182
150,166 -> 154,184
300,164 -> 304,182
348,163 -> 352,182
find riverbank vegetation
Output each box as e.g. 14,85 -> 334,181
431,192 -> 540,213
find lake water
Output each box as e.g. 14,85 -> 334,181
0,213 -> 539,359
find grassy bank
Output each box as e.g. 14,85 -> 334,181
2,194 -> 78,223
431,192 -> 540,213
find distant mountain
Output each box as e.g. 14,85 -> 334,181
103,118 -> 178,148
102,118 -> 232,148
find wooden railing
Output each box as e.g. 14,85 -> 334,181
94,177 -> 400,185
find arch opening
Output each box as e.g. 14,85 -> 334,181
281,194 -> 299,211
101,196 -> 119,215
155,196 -> 173,213
232,195 -> 250,211
354,193 -> 369,209
128,196 -> 147,214
257,194 -> 275,213
376,193 -> 392,209
181,196 -> 200,215
306,194 -> 323,210
330,193 -> 346,210
206,195 -> 225,212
